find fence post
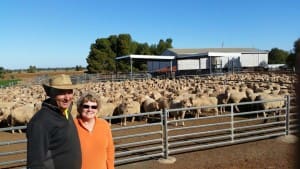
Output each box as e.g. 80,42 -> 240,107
231,104 -> 234,142
285,95 -> 290,135
163,109 -> 169,159
158,109 -> 176,164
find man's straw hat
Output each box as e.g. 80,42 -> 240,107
43,74 -> 77,95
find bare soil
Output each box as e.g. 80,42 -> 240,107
116,136 -> 298,169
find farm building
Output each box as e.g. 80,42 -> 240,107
147,48 -> 269,74
115,54 -> 175,77
115,48 -> 269,76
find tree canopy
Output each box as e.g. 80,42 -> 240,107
286,38 -> 299,68
86,34 -> 173,73
268,48 -> 289,64
0,67 -> 4,79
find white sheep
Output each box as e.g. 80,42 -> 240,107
9,103 -> 36,133
97,102 -> 118,125
0,106 -> 11,126
142,97 -> 159,112
116,100 -> 140,126
189,95 -> 218,118
216,91 -> 230,114
142,97 -> 160,123
156,96 -> 171,110
255,93 -> 285,123
169,97 -> 192,126
226,87 -> 248,112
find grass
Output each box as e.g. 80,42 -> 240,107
0,79 -> 20,88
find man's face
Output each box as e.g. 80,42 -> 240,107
53,89 -> 74,110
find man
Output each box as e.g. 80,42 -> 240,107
27,74 -> 81,169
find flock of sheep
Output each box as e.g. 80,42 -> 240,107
0,71 -> 296,132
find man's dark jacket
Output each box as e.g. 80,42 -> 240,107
26,99 -> 82,169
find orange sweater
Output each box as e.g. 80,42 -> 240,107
74,117 -> 115,169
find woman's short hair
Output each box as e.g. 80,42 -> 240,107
76,92 -> 100,113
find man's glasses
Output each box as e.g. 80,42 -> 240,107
82,105 -> 98,109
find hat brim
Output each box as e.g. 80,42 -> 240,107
43,83 -> 77,90
43,84 -> 80,96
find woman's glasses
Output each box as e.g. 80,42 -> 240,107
82,105 -> 98,109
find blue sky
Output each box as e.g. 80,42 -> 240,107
1,0 -> 299,69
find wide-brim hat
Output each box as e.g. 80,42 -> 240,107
43,74 -> 78,95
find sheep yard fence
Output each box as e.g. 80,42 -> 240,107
0,95 -> 298,168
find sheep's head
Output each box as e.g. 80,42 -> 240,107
182,98 -> 192,107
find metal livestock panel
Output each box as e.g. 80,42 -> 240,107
0,96 -> 298,168
164,96 -> 296,157
107,111 -> 165,165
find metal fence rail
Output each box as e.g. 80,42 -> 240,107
110,110 -> 164,165
164,96 -> 295,158
0,96 -> 299,168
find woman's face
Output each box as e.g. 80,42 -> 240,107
54,89 -> 74,111
81,101 -> 98,120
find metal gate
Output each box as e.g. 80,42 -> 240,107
0,95 -> 298,168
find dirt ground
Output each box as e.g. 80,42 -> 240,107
116,135 -> 298,169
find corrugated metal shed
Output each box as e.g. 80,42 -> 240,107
115,48 -> 269,75
161,48 -> 269,73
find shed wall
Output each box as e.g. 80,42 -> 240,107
147,52 -> 268,72
177,59 -> 200,70
240,53 -> 268,67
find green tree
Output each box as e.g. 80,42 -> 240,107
0,67 -> 5,79
86,34 -> 173,73
136,43 -> 151,55
268,48 -> 289,64
295,38 -> 300,54
149,44 -> 158,55
290,38 -> 300,69
151,38 -> 173,55
166,38 -> 173,47
286,38 -> 300,69
157,38 -> 173,54
27,65 -> 37,73
117,34 -> 132,56
108,35 -> 118,52
75,65 -> 84,71
132,43 -> 151,71
86,38 -> 116,73
286,53 -> 295,68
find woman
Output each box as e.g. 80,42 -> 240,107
74,92 -> 115,169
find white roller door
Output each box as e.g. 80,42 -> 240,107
177,59 -> 199,70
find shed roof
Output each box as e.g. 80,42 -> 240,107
165,48 -> 268,55
115,54 -> 175,60
161,48 -> 268,59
